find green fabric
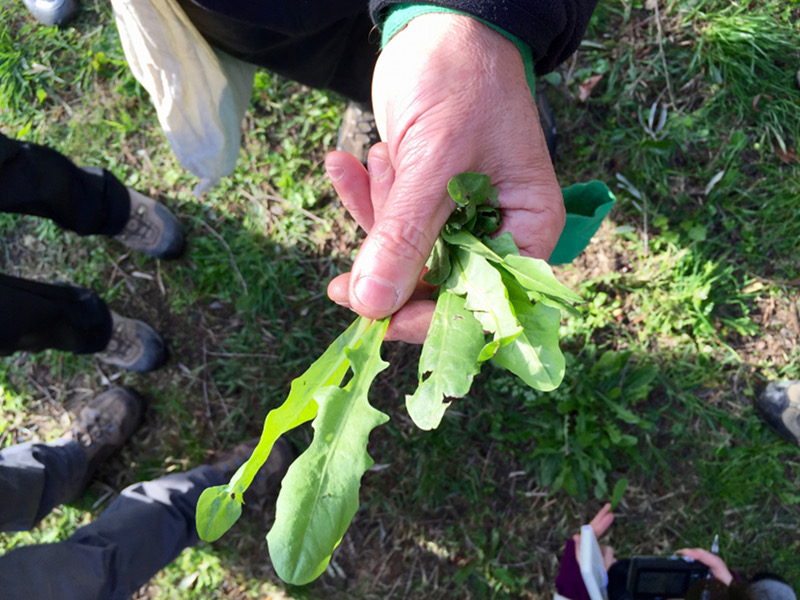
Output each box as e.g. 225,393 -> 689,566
550,182 -> 616,266
378,5 -> 616,264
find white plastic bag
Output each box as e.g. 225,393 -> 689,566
111,0 -> 256,196
579,525 -> 610,600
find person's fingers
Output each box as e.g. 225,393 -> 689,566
326,151 -> 374,232
385,299 -> 435,344
328,273 -> 435,344
601,545 -> 616,571
676,549 -> 733,586
328,272 -> 436,308
347,154 -> 455,318
367,143 -> 395,220
588,503 -> 615,538
588,503 -> 612,527
493,180 -> 566,261
327,272 -> 351,308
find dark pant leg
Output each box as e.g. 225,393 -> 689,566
0,438 -> 88,532
0,466 -> 226,600
0,133 -> 130,236
175,0 -> 378,103
0,274 -> 112,355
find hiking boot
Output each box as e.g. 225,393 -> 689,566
535,82 -> 558,162
336,102 -> 380,165
23,0 -> 79,27
97,311 -> 166,373
209,438 -> 296,510
756,381 -> 800,446
115,188 -> 184,259
63,387 -> 145,488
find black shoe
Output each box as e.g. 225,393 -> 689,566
97,311 -> 166,373
63,387 -> 145,490
756,381 -> 800,446
23,0 -> 79,26
209,438 -> 296,510
336,102 -> 380,166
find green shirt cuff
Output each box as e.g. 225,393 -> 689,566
380,3 -> 536,96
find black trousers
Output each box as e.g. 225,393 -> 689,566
0,133 -> 130,355
176,0 -> 379,104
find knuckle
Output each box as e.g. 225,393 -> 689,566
370,218 -> 433,265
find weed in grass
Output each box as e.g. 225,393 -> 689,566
481,348 -> 656,500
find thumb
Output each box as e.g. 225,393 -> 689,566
348,168 -> 454,319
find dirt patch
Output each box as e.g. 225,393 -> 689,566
738,291 -> 800,370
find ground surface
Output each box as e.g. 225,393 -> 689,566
1,1 -> 799,599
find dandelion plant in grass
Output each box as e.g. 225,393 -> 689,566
195,173 -> 581,584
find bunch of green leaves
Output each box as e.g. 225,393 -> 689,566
195,173 -> 580,585
407,173 -> 581,430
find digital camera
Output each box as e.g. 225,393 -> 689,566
626,556 -> 710,599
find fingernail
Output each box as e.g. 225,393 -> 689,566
326,165 -> 344,182
353,275 -> 399,314
368,156 -> 389,180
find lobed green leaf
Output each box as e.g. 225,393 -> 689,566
196,487 -> 243,543
501,254 -> 583,303
423,237 -> 452,286
492,277 -> 565,391
195,317 -> 371,543
406,291 -> 485,430
446,245 -> 522,353
267,318 -> 390,585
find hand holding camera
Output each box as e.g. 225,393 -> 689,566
568,504 -> 734,600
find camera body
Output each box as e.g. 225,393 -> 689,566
626,556 -> 710,600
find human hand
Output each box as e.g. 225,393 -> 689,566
326,143 -> 437,343
326,13 -> 565,343
573,503 -> 616,570
677,548 -> 734,586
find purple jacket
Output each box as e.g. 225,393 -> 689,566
556,538 -> 593,600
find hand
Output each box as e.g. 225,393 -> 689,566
573,503 -> 616,571
677,548 -> 734,586
326,13 -> 565,343
326,144 -> 437,343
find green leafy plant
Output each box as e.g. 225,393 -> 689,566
195,173 -> 580,585
479,345 -> 657,502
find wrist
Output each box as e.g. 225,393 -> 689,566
381,5 -> 536,95
385,12 -> 524,81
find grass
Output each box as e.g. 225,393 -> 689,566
1,0 -> 800,598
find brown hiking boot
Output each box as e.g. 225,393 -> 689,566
336,101 -> 380,165
209,438 -> 296,510
757,381 -> 800,446
115,188 -> 184,259
97,311 -> 166,373
63,387 -> 145,489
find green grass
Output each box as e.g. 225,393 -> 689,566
1,0 -> 800,597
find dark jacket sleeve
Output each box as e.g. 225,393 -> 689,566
368,0 -> 599,75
